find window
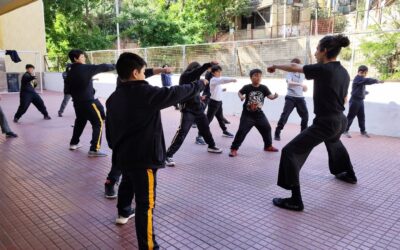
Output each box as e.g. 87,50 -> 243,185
254,7 -> 271,27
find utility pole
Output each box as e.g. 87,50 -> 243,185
115,0 -> 121,53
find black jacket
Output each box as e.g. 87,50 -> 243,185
106,80 -> 205,170
62,64 -> 72,94
203,71 -> 212,99
179,63 -> 211,112
20,72 -> 37,94
351,75 -> 379,100
67,63 -> 115,103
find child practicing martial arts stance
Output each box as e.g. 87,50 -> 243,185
14,64 -> 51,122
229,69 -> 279,157
165,61 -> 223,167
274,58 -> 309,141
343,65 -> 384,138
207,65 -> 236,138
106,52 -> 208,249
267,34 -> 357,211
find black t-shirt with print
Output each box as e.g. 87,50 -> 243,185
239,84 -> 271,114
303,61 -> 350,117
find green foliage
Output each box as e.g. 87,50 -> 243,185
340,46 -> 352,61
360,31 -> 400,80
43,0 -> 251,63
43,0 -> 115,60
119,0 -> 251,46
359,4 -> 400,80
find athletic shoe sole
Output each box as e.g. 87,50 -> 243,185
208,149 -> 223,154
69,144 -> 83,150
115,213 -> 135,225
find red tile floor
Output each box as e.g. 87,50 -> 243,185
0,91 -> 399,249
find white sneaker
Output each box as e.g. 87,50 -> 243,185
165,157 -> 175,167
69,144 -> 83,150
115,211 -> 135,225
208,146 -> 223,154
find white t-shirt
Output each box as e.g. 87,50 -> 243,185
210,76 -> 236,101
286,72 -> 305,98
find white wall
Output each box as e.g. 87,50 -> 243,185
44,72 -> 400,138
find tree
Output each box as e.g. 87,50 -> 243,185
359,4 -> 400,80
43,0 -> 115,60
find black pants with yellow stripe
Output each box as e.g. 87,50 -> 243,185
118,169 -> 159,250
70,99 -> 105,152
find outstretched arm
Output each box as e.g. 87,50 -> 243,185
268,63 -> 304,73
151,79 -> 207,110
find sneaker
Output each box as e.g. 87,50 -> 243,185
229,149 -> 238,157
222,130 -> 234,138
192,124 -> 197,128
88,150 -> 107,157
165,157 -> 176,167
343,131 -> 351,138
44,115 -> 51,120
223,118 -> 230,124
13,118 -> 19,123
335,172 -> 357,184
264,146 -> 279,152
195,136 -> 206,145
105,181 -> 117,199
5,132 -> 18,138
272,197 -> 304,211
58,112 -> 63,117
115,210 -> 135,225
208,146 -> 223,154
361,131 -> 370,138
69,144 -> 83,150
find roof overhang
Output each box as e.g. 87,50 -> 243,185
0,0 -> 37,15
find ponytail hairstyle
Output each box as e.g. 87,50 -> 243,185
318,34 -> 350,59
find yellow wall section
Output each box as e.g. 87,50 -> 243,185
0,0 -> 46,72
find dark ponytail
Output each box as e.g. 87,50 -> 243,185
318,34 -> 350,59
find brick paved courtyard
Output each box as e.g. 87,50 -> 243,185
0,91 -> 399,249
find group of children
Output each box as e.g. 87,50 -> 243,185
0,34 -> 385,250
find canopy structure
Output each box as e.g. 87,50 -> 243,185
0,0 -> 37,15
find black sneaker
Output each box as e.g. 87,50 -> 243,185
44,115 -> 51,120
222,130 -> 234,138
208,146 -> 223,154
13,118 -> 19,123
361,131 -> 370,138
274,132 -> 281,141
335,172 -> 357,184
115,210 -> 135,225
273,197 -> 304,211
195,136 -> 206,145
5,132 -> 18,138
105,181 -> 117,199
58,112 -> 63,117
343,131 -> 351,138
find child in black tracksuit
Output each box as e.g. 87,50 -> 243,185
343,65 -> 383,138
58,63 -> 72,117
106,52 -> 206,250
14,64 -> 51,122
229,69 -> 279,157
165,61 -> 223,167
66,49 -> 115,156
